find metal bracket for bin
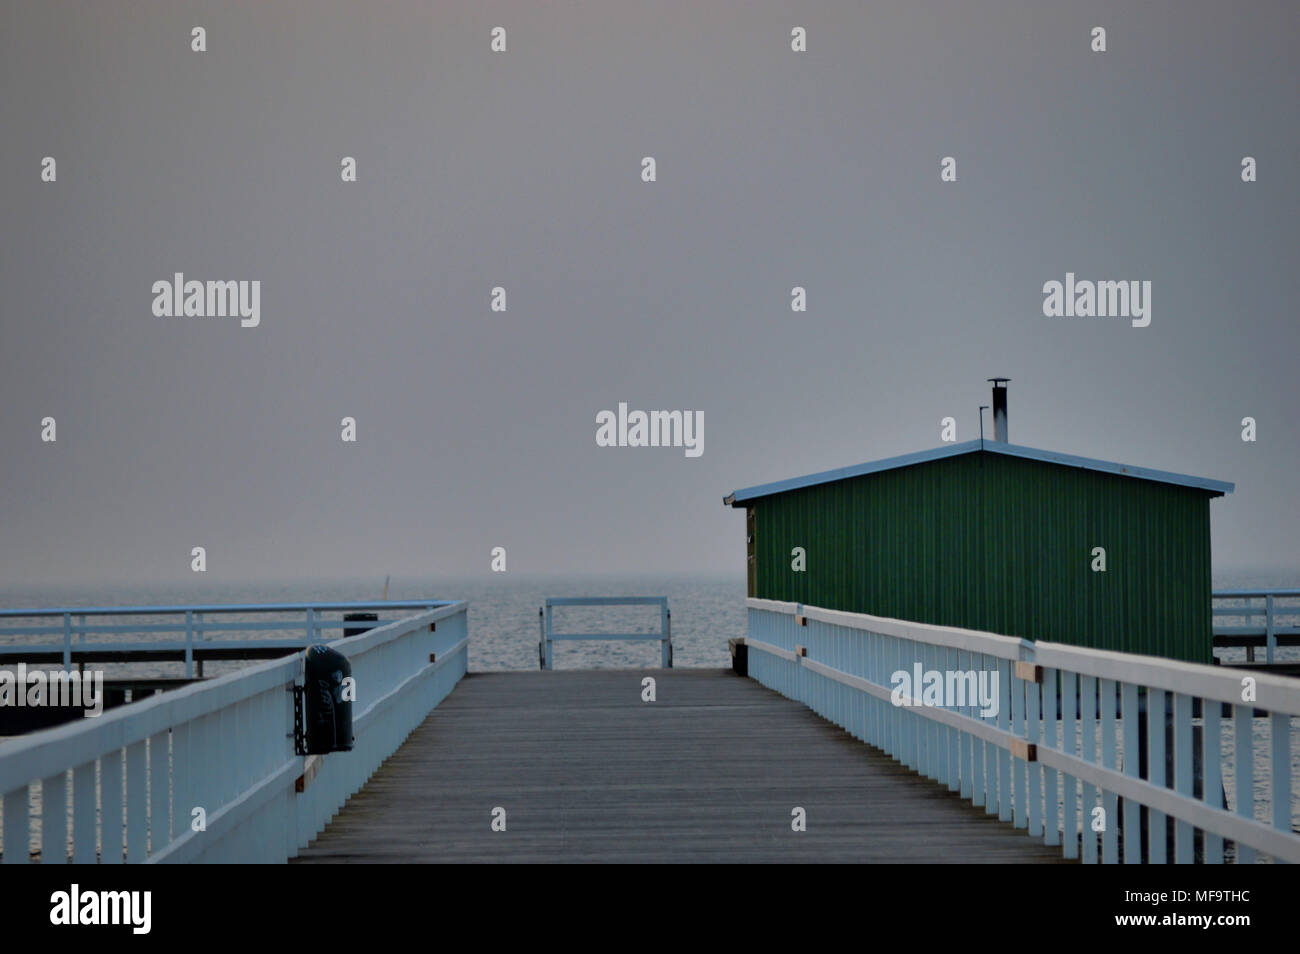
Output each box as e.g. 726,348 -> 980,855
291,683 -> 307,756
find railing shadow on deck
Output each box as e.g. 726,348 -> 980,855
744,598 -> 1300,864
0,601 -> 468,863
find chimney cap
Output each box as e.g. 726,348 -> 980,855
988,377 -> 1011,385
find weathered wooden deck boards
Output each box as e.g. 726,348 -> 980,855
294,669 -> 1069,863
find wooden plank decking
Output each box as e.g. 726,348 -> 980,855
293,669 -> 1069,863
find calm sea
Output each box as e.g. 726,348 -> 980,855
0,570 -> 1296,676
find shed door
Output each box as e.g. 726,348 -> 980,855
746,507 -> 757,597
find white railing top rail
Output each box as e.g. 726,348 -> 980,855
0,600 -> 453,618
544,597 -> 668,608
1032,641 -> 1300,715
746,597 -> 1300,714
747,598 -> 1034,661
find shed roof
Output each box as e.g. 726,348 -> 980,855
724,440 -> 1235,506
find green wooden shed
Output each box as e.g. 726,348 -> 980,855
724,438 -> 1233,663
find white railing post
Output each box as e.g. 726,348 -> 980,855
195,612 -> 204,677
1271,711 -> 1291,856
544,603 -> 553,670
1062,672 -> 1078,858
1100,679 -> 1118,863
1147,689 -> 1167,863
101,750 -> 123,864
1121,681 -> 1140,862
41,771 -> 68,863
1202,701 -> 1224,863
1080,674 -> 1097,862
971,652 -> 985,809
1026,669 -> 1041,836
662,605 -> 672,669
149,730 -> 171,856
1173,693 -> 1194,863
1265,594 -> 1275,665
1233,705 -> 1255,863
3,787 -> 30,864
72,762 -> 95,863
1042,669 -> 1059,847
1012,666 -> 1026,829
125,740 -> 148,862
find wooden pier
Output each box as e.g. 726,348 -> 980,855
293,670 -> 1066,863
1,597 -> 1296,865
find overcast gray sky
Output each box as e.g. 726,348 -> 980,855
1,0 -> 1296,586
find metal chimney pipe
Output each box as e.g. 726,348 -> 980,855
988,378 -> 1010,442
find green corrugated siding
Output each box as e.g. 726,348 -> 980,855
751,451 -> 1214,663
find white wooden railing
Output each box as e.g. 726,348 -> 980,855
0,602 -> 468,863
1212,589 -> 1300,663
745,598 -> 1300,864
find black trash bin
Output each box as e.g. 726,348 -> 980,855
304,644 -> 354,753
